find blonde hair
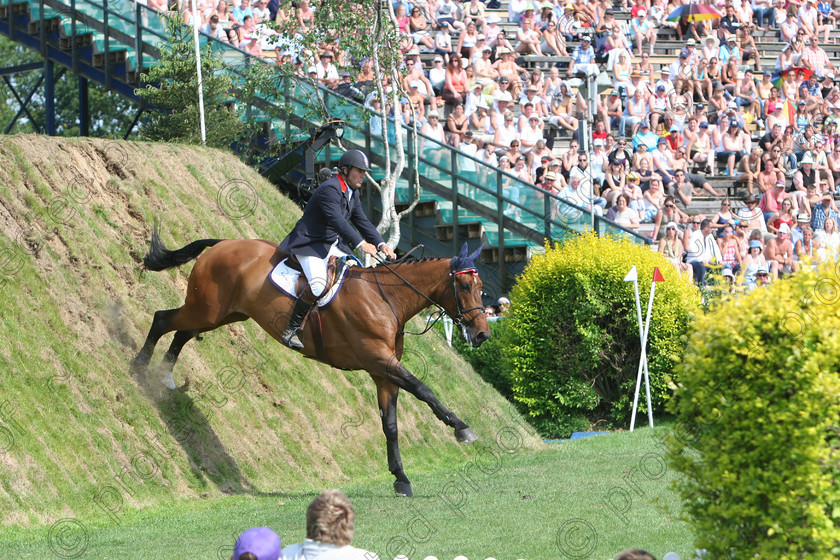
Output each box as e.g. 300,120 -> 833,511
306,489 -> 355,546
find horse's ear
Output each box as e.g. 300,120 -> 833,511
458,242 -> 469,259
467,243 -> 484,264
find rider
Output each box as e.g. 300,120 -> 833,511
278,149 -> 397,349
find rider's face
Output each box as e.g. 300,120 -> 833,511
346,166 -> 366,189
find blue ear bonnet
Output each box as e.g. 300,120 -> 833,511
450,242 -> 484,274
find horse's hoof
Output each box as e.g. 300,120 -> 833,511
455,427 -> 478,443
161,371 -> 176,390
129,356 -> 147,375
394,481 -> 413,497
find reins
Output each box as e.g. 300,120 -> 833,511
370,248 -> 484,337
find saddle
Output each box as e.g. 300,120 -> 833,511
269,254 -> 353,308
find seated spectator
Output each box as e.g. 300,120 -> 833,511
817,215 -> 840,258
659,222 -> 690,273
560,174 -> 606,218
621,89 -> 648,138
717,121 -> 748,177
630,10 -> 657,56
314,52 -> 339,89
420,111 -> 447,167
738,194 -> 768,232
570,35 -> 599,77
711,198 -> 737,232
686,218 -> 721,285
541,19 -> 568,56
232,527 -> 281,560
201,14 -> 229,41
408,6 -> 435,50
743,239 -> 772,287
718,223 -> 743,273
442,57 -> 468,105
765,222 -> 798,276
434,22 -> 456,61
233,0 -> 254,27
515,18 -> 544,56
282,489 -> 379,560
493,49 -> 525,97
606,193 -> 640,228
795,225 -> 819,260
435,0 -> 465,31
770,197 -> 796,234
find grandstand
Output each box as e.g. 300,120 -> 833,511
1,0 -> 837,290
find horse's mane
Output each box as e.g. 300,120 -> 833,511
347,257 -> 450,279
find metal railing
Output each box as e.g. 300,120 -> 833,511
1,0 -> 651,275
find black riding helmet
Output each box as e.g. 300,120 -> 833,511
338,149 -> 371,172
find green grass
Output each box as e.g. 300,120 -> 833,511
0,135 -> 542,527
0,426 -> 692,560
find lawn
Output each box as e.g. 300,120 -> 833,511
0,425 -> 693,560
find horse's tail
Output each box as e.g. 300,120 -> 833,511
143,223 -> 223,272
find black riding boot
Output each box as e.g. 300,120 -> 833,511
280,297 -> 316,350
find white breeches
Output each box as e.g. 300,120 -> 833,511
298,242 -> 350,297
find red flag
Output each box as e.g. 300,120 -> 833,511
652,267 -> 665,283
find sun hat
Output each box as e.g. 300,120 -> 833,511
797,213 -> 810,222
749,240 -> 762,250
778,223 -> 791,234
232,528 -> 281,560
666,221 -> 678,230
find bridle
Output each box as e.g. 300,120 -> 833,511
372,256 -> 486,334
448,268 -> 487,329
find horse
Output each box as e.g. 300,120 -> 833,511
131,229 -> 491,497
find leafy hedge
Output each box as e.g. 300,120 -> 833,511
449,318 -> 516,402
668,262 -> 840,558
506,233 -> 700,437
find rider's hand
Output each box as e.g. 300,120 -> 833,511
359,241 -> 378,257
380,244 -> 397,259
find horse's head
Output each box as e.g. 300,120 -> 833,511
447,243 -> 491,348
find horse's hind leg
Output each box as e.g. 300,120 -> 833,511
157,313 -> 250,389
375,379 -> 413,497
131,308 -> 179,373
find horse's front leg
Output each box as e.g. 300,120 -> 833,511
381,355 -> 478,445
375,379 -> 413,497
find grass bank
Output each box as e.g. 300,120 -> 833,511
0,135 -> 542,527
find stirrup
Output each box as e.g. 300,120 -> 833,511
280,327 -> 304,350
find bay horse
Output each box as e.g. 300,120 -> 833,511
131,228 -> 491,496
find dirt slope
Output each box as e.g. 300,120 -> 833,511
0,135 -> 541,527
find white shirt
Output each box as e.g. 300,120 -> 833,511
687,230 -> 721,262
282,539 -> 379,560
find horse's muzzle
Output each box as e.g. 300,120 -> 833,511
470,329 -> 490,348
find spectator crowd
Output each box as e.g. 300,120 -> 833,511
161,0 -> 840,289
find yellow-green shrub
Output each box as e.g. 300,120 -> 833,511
507,233 -> 700,437
668,262 -> 840,558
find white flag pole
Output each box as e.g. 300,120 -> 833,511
641,273 -> 658,429
190,0 -> 207,145
624,266 -> 646,432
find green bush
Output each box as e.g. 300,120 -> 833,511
507,233 -> 700,437
667,262 -> 840,559
449,318 -> 515,401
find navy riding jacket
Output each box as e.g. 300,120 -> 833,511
279,175 -> 385,259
